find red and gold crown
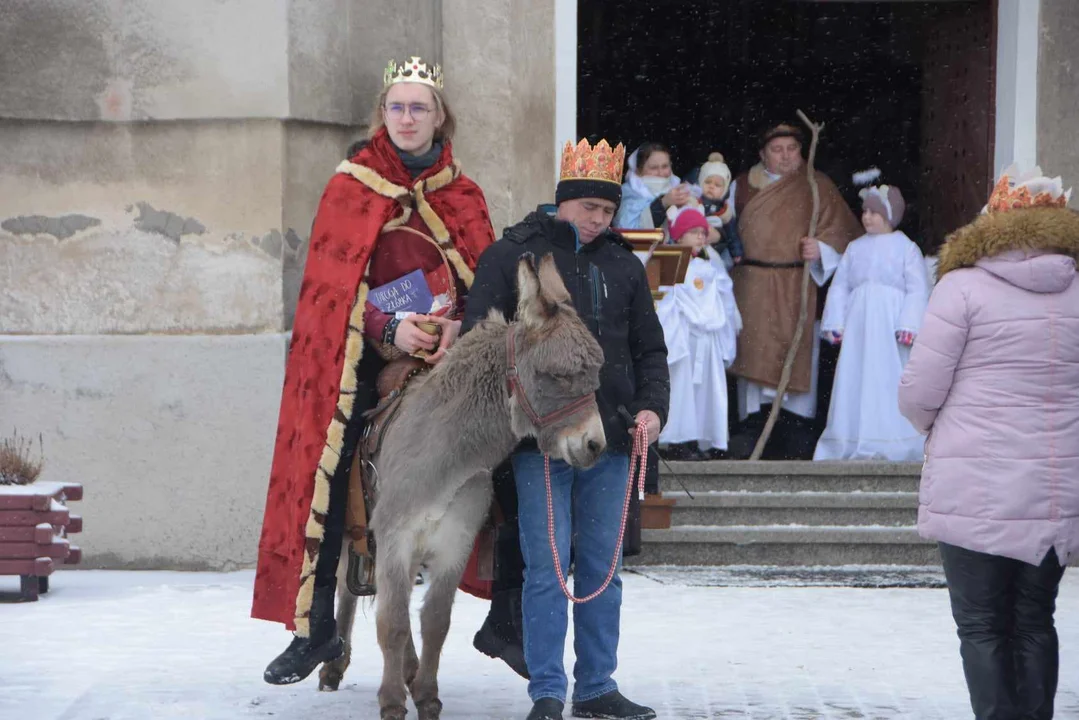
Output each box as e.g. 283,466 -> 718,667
986,165 -> 1072,214
559,139 -> 625,185
384,56 -> 443,90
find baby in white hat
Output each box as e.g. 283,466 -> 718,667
696,152 -> 743,263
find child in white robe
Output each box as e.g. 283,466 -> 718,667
656,206 -> 742,459
814,179 -> 930,461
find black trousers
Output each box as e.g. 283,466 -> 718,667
492,460 -> 524,593
939,542 -> 1066,720
312,351 -> 383,588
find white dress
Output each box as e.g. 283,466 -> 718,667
657,250 -> 742,450
813,231 -> 931,461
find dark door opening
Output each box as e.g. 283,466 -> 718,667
578,0 -> 996,250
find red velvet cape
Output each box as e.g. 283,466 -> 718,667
252,129 -> 495,630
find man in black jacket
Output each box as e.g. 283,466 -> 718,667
463,139 -> 668,720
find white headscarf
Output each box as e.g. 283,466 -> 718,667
626,146 -> 680,200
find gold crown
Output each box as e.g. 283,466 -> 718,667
986,166 -> 1071,214
559,139 -> 626,185
384,56 -> 443,89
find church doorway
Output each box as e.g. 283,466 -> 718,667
577,0 -> 997,251
577,0 -> 997,450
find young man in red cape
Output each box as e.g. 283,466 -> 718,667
252,55 -> 496,685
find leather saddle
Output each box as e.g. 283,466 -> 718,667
344,354 -> 429,596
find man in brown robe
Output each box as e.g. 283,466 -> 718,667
727,123 -> 863,458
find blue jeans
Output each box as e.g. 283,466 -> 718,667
512,450 -> 631,704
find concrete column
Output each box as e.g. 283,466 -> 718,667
443,0 -> 557,231
1037,0 -> 1079,207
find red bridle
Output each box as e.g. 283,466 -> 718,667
505,327 -> 597,429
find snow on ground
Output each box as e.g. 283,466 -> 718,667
3,569 -> 1079,719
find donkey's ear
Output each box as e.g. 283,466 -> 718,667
537,254 -> 571,305
516,255 -> 543,329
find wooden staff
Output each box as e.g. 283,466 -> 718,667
749,109 -> 823,461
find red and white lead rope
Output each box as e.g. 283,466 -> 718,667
544,422 -> 650,604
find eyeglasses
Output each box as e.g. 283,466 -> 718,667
384,103 -> 433,120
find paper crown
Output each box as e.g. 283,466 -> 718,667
384,56 -> 443,90
559,139 -> 626,185
986,164 -> 1072,214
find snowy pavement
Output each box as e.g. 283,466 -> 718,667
4,569 -> 1079,720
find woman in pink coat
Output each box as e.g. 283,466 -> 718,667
899,167 -> 1079,720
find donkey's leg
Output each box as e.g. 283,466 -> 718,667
376,531 -> 416,720
404,560 -> 422,689
411,476 -> 493,720
404,628 -> 420,688
320,545 -> 359,691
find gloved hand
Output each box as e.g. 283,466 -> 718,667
896,330 -> 915,347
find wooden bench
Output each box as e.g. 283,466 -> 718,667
0,482 -> 83,600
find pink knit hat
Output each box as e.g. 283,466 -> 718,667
669,206 -> 709,241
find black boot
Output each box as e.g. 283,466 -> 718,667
263,581 -> 343,685
571,691 -> 656,719
527,698 -> 565,720
474,511 -> 529,679
473,587 -> 529,678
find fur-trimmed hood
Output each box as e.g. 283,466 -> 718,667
937,207 -> 1079,278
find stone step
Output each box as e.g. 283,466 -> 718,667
626,565 -> 947,589
665,490 -> 919,527
632,525 -> 939,567
659,460 -> 922,493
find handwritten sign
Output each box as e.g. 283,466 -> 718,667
368,269 -> 434,314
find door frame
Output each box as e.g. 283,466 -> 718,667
554,0 -> 578,181
993,0 -> 1040,175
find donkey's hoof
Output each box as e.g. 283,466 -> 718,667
417,698 -> 443,720
317,665 -> 342,692
380,706 -> 407,720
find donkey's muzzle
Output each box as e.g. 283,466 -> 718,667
557,411 -> 606,469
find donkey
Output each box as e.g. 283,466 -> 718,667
321,254 -> 607,720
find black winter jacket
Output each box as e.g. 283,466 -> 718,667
462,206 -> 670,454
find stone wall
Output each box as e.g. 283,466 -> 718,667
1037,0 -> 1079,208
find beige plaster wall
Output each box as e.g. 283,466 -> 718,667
0,0 -> 291,122
0,334 -> 287,570
0,0 -> 560,569
0,121 -> 288,334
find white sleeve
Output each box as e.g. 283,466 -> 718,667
898,242 -> 931,334
820,251 -> 851,333
810,242 -> 842,286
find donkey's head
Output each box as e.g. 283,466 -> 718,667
508,254 -> 606,467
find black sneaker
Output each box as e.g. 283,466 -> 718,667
571,691 -> 656,719
527,698 -> 565,720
